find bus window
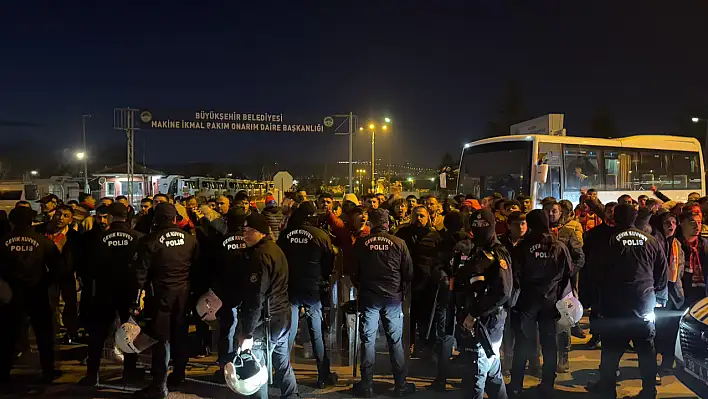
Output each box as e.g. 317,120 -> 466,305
23,184 -> 39,201
672,152 -> 702,189
635,151 -> 670,190
0,190 -> 22,201
603,149 -> 620,190
459,140 -> 531,199
563,145 -> 601,190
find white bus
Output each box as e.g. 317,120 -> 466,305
457,134 -> 705,208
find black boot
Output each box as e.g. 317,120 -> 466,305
352,381 -> 374,398
78,372 -> 99,387
394,382 -> 416,397
428,378 -> 447,392
317,372 -> 338,388
134,385 -> 168,399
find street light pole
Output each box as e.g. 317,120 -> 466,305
371,126 -> 376,193
691,117 -> 708,169
81,114 -> 92,194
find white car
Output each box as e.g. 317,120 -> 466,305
675,296 -> 708,398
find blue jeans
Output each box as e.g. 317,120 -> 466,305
289,300 -> 331,378
359,301 -> 407,386
217,306 -> 238,366
458,331 -> 507,399
251,311 -> 298,399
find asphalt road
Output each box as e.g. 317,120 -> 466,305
3,324 -> 700,399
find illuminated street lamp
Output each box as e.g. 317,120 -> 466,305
30,170 -> 38,176
76,152 -> 85,160
691,117 -> 708,164
384,117 -> 391,123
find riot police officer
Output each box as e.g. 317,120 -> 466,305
238,212 -> 299,399
82,203 -> 144,386
277,201 -> 338,388
453,209 -> 513,399
213,207 -> 249,369
0,207 -> 61,388
430,211 -> 472,391
586,204 -> 668,399
133,203 -> 199,399
352,209 -> 416,398
508,210 -> 572,397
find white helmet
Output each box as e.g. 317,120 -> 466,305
556,294 -> 584,326
196,289 -> 222,322
115,319 -> 157,354
224,350 -> 268,396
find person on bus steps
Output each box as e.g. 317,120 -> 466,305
586,204 -> 667,399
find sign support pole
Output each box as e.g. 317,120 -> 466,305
114,108 -> 140,206
333,113 -> 358,194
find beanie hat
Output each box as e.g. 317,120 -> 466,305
525,209 -> 550,232
368,209 -> 390,229
613,203 -> 638,227
245,213 -> 271,235
9,207 -> 34,226
443,211 -> 464,231
265,195 -> 276,207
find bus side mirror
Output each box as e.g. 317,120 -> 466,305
536,164 -> 549,184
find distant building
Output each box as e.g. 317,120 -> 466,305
92,163 -> 163,200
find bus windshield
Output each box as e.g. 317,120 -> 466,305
459,140 -> 531,199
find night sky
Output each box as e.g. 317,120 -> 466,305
2,2 -> 708,169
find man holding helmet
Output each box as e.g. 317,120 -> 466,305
82,202 -> 144,386
228,212 -> 298,398
133,203 -> 199,399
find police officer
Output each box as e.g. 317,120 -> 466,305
587,204 -> 668,399
133,203 -> 199,399
238,212 -> 299,399
352,209 -> 416,398
430,211 -> 473,391
0,207 -> 61,388
213,207 -> 249,370
82,203 -> 144,386
277,201 -> 338,388
453,209 -> 512,399
507,210 -> 572,398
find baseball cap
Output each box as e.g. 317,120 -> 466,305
154,202 -> 178,223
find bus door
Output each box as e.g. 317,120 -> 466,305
536,143 -> 562,204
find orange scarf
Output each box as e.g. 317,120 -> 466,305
669,239 -> 679,283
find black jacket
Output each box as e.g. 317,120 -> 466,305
395,224 -> 443,291
135,223 -> 199,293
352,228 -> 413,305
277,222 -> 335,303
579,223 -> 615,308
239,237 -> 290,338
512,234 -> 572,310
192,222 -> 223,294
453,240 -> 513,343
598,226 -> 668,318
0,226 -> 61,289
215,230 -> 248,306
90,222 -> 143,287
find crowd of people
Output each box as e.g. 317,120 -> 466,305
0,185 -> 706,399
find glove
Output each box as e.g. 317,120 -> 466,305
239,337 -> 254,353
